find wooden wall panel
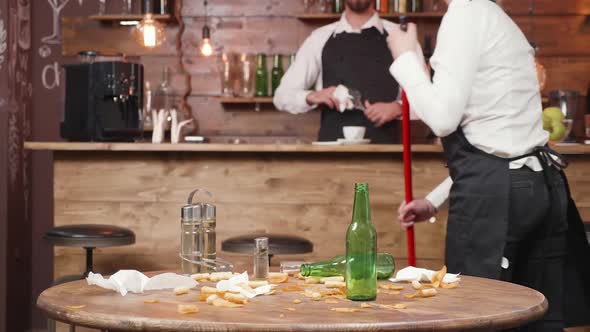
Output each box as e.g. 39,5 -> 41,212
52,152 -> 590,281
52,152 -> 450,279
498,0 -> 590,15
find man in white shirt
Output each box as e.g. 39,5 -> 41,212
388,0 -> 590,330
274,0 -> 424,143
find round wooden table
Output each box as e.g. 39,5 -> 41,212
37,273 -> 547,332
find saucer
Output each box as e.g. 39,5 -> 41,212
337,138 -> 371,145
312,141 -> 342,145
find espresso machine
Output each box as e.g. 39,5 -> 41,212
61,61 -> 144,142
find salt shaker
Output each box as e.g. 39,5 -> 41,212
253,237 -> 269,279
180,203 -> 202,275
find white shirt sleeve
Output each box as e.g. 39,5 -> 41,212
425,176 -> 453,210
273,33 -> 324,114
389,6 -> 481,137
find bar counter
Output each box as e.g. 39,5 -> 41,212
25,142 -> 590,280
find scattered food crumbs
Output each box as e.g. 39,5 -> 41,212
380,304 -> 408,310
324,299 -> 339,304
360,303 -> 372,309
293,299 -> 302,304
331,308 -> 360,313
379,283 -> 404,291
143,299 -> 160,304
382,290 -> 401,295
280,314 -> 285,318
65,305 -> 86,310
285,307 -> 297,312
174,286 -> 189,296
177,304 -> 199,314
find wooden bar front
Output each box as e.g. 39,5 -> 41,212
25,143 -> 590,280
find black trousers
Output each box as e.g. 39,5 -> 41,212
501,167 -> 568,332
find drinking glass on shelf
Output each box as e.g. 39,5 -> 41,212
237,53 -> 255,98
98,0 -> 107,15
317,0 -> 329,13
122,0 -> 133,14
217,53 -> 237,97
303,0 -> 316,13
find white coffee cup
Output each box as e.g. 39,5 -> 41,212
343,126 -> 366,140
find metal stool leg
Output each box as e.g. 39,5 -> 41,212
84,247 -> 95,277
47,318 -> 55,332
69,324 -> 76,332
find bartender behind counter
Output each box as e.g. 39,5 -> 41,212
273,0 -> 425,144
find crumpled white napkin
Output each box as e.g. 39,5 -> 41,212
86,270 -> 197,296
216,272 -> 272,298
332,85 -> 354,112
389,266 -> 461,284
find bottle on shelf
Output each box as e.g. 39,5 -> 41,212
155,0 -> 173,15
396,0 -> 408,13
154,66 -> 175,114
409,0 -> 423,12
379,0 -> 389,14
255,53 -> 269,97
333,0 -> 344,13
299,252 -> 395,280
346,183 -> 377,301
141,0 -> 155,14
271,54 -> 284,97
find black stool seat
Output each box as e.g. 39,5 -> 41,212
222,234 -> 313,255
44,224 -> 135,248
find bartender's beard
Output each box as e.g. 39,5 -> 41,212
345,0 -> 374,13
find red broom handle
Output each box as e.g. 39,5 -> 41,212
402,90 -> 416,267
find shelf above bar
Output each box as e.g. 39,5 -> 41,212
296,12 -> 445,21
89,14 -> 175,23
218,97 -> 275,104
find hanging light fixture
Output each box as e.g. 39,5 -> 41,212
200,0 -> 214,56
134,13 -> 165,48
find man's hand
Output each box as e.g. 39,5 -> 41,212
364,101 -> 402,127
398,199 -> 437,229
387,23 -> 418,60
306,87 -> 340,111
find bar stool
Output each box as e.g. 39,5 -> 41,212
44,224 -> 135,332
222,234 -> 313,263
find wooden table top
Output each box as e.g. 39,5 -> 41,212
37,273 -> 547,332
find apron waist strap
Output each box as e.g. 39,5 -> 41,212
508,146 -> 569,171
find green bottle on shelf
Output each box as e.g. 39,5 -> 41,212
299,253 -> 395,280
271,54 -> 284,97
346,183 -> 377,301
255,53 -> 268,97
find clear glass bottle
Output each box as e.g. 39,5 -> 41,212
155,67 -> 175,112
253,237 -> 270,279
346,183 -> 377,301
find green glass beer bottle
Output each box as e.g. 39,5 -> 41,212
300,253 -> 395,280
270,54 -> 283,97
255,53 -> 268,97
346,183 -> 377,301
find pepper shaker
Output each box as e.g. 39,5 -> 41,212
253,237 -> 269,279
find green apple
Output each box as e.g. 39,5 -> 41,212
543,107 -> 564,122
542,114 -> 552,131
549,121 -> 566,141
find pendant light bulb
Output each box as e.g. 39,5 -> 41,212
134,13 -> 165,49
200,25 -> 213,56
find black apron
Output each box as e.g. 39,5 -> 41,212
442,128 -> 590,328
320,27 -> 400,144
